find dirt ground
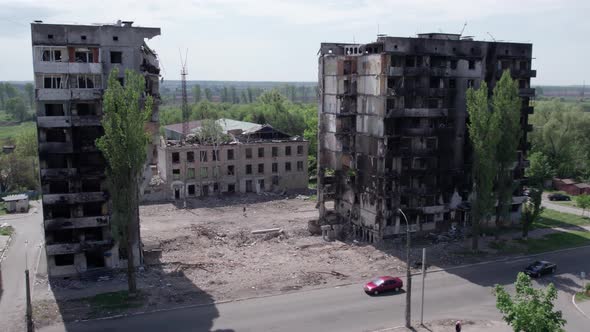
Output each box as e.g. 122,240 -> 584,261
32,193 -> 539,327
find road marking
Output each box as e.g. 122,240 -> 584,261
572,293 -> 590,320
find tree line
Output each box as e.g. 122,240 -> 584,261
0,82 -> 35,122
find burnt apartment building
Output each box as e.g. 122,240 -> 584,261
317,33 -> 535,243
145,119 -> 308,201
31,21 -> 161,276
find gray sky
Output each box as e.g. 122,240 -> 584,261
0,0 -> 588,85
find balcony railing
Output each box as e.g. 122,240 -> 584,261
44,215 -> 110,230
43,191 -> 109,205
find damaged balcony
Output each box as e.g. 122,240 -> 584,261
518,88 -> 535,97
39,142 -> 74,154
44,215 -> 110,231
37,115 -> 102,128
46,239 -> 113,255
40,168 -> 77,180
34,62 -> 102,75
43,192 -> 109,205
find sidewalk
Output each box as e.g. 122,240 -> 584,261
574,295 -> 590,320
378,319 -> 512,331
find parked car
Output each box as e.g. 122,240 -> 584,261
364,276 -> 403,295
524,261 -> 557,278
548,193 -> 571,201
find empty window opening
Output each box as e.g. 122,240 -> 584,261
272,176 -> 279,186
117,77 -> 124,86
245,148 -> 252,159
468,60 -> 476,70
519,80 -> 528,89
52,229 -> 75,243
405,56 -> 416,67
467,79 -> 475,88
212,150 -> 219,161
81,35 -> 87,41
430,77 -> 443,89
44,76 -> 63,89
272,147 -> 279,157
258,147 -> 264,158
450,60 -> 457,70
48,180 -> 68,194
227,184 -> 235,193
113,36 -> 119,41
258,179 -> 265,191
46,128 -> 67,142
172,169 -> 180,180
54,254 -> 74,266
391,55 -> 403,68
297,145 -> 303,155
258,163 -> 264,174
110,51 -> 122,64
75,75 -> 96,89
82,179 -> 101,192
42,49 -> 63,62
200,151 -> 208,162
83,202 -> 103,216
285,146 -> 292,156
272,162 -> 278,173
172,152 -> 180,163
449,79 -> 456,89
45,104 -> 65,116
285,162 -> 292,172
297,161 -> 304,171
85,251 -> 106,269
246,164 -> 252,175
84,227 -> 103,241
188,184 -> 196,196
48,34 -> 54,39
227,149 -> 234,160
76,103 -> 97,116
202,185 -> 209,197
46,154 -> 68,168
74,49 -> 93,63
187,151 -> 195,162
200,167 -> 208,178
227,165 -> 235,175
245,180 -> 253,193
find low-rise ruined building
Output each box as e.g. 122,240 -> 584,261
317,33 -> 535,242
146,119 -> 309,200
31,20 -> 161,276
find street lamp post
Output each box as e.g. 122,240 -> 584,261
398,208 -> 412,328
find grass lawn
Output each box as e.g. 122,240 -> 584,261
0,121 -> 35,144
86,290 -> 146,317
0,225 -> 14,236
0,202 -> 7,215
519,230 -> 590,254
535,209 -> 590,228
575,291 -> 590,302
553,200 -> 578,208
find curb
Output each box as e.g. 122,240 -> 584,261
572,293 -> 590,320
0,233 -> 14,263
54,244 -> 590,326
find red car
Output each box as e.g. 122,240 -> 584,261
364,276 -> 403,295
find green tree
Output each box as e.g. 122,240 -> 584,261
96,68 -> 153,295
494,272 -> 565,332
247,87 -> 254,103
467,82 -> 501,250
230,86 -> 238,104
526,152 -> 553,186
575,195 -> 590,217
521,188 -> 543,239
493,71 -> 522,235
221,86 -> 229,103
6,97 -> 27,122
204,88 -> 212,101
15,126 -> 38,158
0,153 -> 38,192
24,83 -> 35,109
0,83 -> 6,109
192,84 -> 202,104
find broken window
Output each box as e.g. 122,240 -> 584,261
468,60 -> 476,70
187,168 -> 195,179
74,75 -> 96,89
430,77 -> 442,89
272,147 -> 279,157
85,251 -> 105,268
76,103 -> 97,116
41,48 -> 63,62
519,61 -> 529,70
45,104 -> 65,116
245,148 -> 252,159
200,167 -> 208,178
258,163 -> 264,174
258,147 -> 265,158
172,152 -> 180,164
48,180 -> 69,194
227,149 -> 234,160
227,184 -> 235,193
82,179 -> 101,192
187,151 -> 195,162
172,169 -> 180,180
54,254 -> 75,266
405,56 -> 416,67
519,80 -> 528,89
285,162 -> 292,172
74,49 -> 94,63
43,76 -> 63,89
188,184 -> 195,196
430,56 -> 446,68
83,202 -> 103,216
391,55 -> 403,68
246,164 -> 252,175
297,145 -> 303,155
200,150 -> 208,162
272,162 -> 278,173
110,51 -> 122,64
227,165 -> 235,175
46,154 -> 68,168
297,161 -> 304,171
46,129 -> 67,142
285,146 -> 292,156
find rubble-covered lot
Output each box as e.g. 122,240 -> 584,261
33,194 -> 492,326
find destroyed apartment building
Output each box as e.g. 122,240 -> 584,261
32,20 -> 161,276
145,119 -> 309,201
317,33 -> 535,243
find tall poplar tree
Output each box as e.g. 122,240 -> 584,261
97,68 -> 153,294
493,71 -> 522,236
467,82 -> 501,250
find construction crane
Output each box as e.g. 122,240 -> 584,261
179,49 -> 189,141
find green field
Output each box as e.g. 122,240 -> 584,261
0,121 -> 35,144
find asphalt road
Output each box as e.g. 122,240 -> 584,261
39,245 -> 590,332
0,203 -> 44,332
542,198 -> 586,217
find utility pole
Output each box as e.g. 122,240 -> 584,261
24,240 -> 33,331
398,209 -> 412,328
420,247 -> 426,326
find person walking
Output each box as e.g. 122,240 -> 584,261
455,320 -> 462,332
